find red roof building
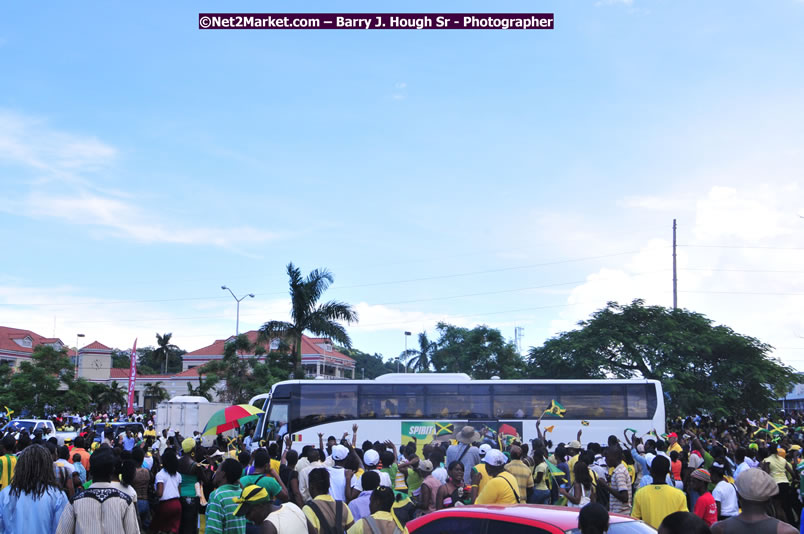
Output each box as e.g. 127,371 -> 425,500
184,331 -> 356,379
0,326 -> 68,367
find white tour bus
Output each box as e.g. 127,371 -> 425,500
251,373 -> 665,451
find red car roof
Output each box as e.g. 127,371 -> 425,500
408,504 -> 637,532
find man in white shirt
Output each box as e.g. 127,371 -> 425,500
298,448 -> 326,502
711,462 -> 739,520
352,450 -> 392,491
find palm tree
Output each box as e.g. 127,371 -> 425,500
186,373 -> 219,401
154,333 -> 179,374
144,381 -> 170,403
401,331 -> 437,373
259,263 -> 358,378
98,381 -> 126,411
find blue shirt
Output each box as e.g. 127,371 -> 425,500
0,485 -> 68,534
123,436 -> 136,451
348,490 -> 373,521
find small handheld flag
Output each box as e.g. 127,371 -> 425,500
544,425 -> 555,433
581,421 -> 590,426
4,406 -> 13,419
543,400 -> 566,418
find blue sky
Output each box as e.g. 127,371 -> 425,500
3,1 -> 804,369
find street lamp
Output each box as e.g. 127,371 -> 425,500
75,333 -> 85,377
221,285 -> 255,336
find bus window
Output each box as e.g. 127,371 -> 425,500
359,385 -> 425,419
265,402 -> 289,441
627,384 -> 658,419
492,384 -> 557,419
559,384 -> 627,419
293,384 -> 357,431
425,385 -> 491,419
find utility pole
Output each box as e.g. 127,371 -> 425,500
672,219 -> 678,309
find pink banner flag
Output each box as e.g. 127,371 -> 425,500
126,338 -> 138,416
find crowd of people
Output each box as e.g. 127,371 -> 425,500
0,410 -> 803,533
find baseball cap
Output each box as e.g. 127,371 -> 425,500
182,438 -> 196,453
418,460 -> 434,473
567,440 -> 582,450
331,444 -> 349,461
667,432 -> 678,439
233,485 -> 272,516
364,449 -> 380,466
479,444 -> 492,456
483,449 -> 507,466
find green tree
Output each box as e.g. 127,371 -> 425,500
97,381 -> 127,412
144,381 -> 170,403
337,347 -> 395,379
258,263 -> 358,378
186,373 -> 219,402
401,331 -> 437,373
7,345 -> 79,416
154,333 -> 182,374
431,323 -> 526,379
527,299 -> 797,417
200,334 -> 288,404
111,349 -> 131,369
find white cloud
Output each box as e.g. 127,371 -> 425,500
349,302 -> 470,332
551,183 -> 804,369
0,109 -> 279,248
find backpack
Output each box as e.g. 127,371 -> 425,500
306,499 -> 345,534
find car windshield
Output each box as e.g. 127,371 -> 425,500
3,421 -> 36,433
567,521 -> 656,534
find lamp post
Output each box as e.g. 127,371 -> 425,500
404,331 -> 411,373
75,333 -> 85,377
221,286 -> 255,336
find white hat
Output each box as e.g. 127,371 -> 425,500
364,449 -> 380,466
479,444 -> 492,456
483,449 -> 507,466
331,445 -> 349,461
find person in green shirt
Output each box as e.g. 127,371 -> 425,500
240,449 -> 288,502
206,459 -> 247,534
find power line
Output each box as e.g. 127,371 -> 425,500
678,245 -> 804,251
59,269 -> 671,325
3,249 -> 658,309
682,268 -> 804,274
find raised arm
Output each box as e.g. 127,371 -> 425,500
351,424 -> 358,449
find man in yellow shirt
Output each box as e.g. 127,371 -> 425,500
348,486 -> 408,534
470,444 -> 493,502
567,439 -> 582,485
475,450 -> 521,504
632,455 -> 688,529
303,468 -> 355,534
667,432 -> 682,454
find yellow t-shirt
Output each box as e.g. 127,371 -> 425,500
632,484 -> 688,529
763,454 -> 790,484
568,453 -> 580,484
473,463 -> 492,493
475,472 -> 520,504
347,511 -> 408,534
533,462 -> 549,491
303,495 -> 355,532
668,442 -> 682,454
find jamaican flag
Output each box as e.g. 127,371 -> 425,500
753,421 -> 788,438
543,400 -> 566,418
435,423 -> 454,436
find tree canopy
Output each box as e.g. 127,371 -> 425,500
337,347 -> 396,379
431,323 -> 526,379
527,299 -> 797,417
259,263 -> 358,378
201,333 -> 292,404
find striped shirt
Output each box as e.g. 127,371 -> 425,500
0,454 -> 18,490
205,483 -> 246,534
505,460 -> 534,500
55,482 -> 139,534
